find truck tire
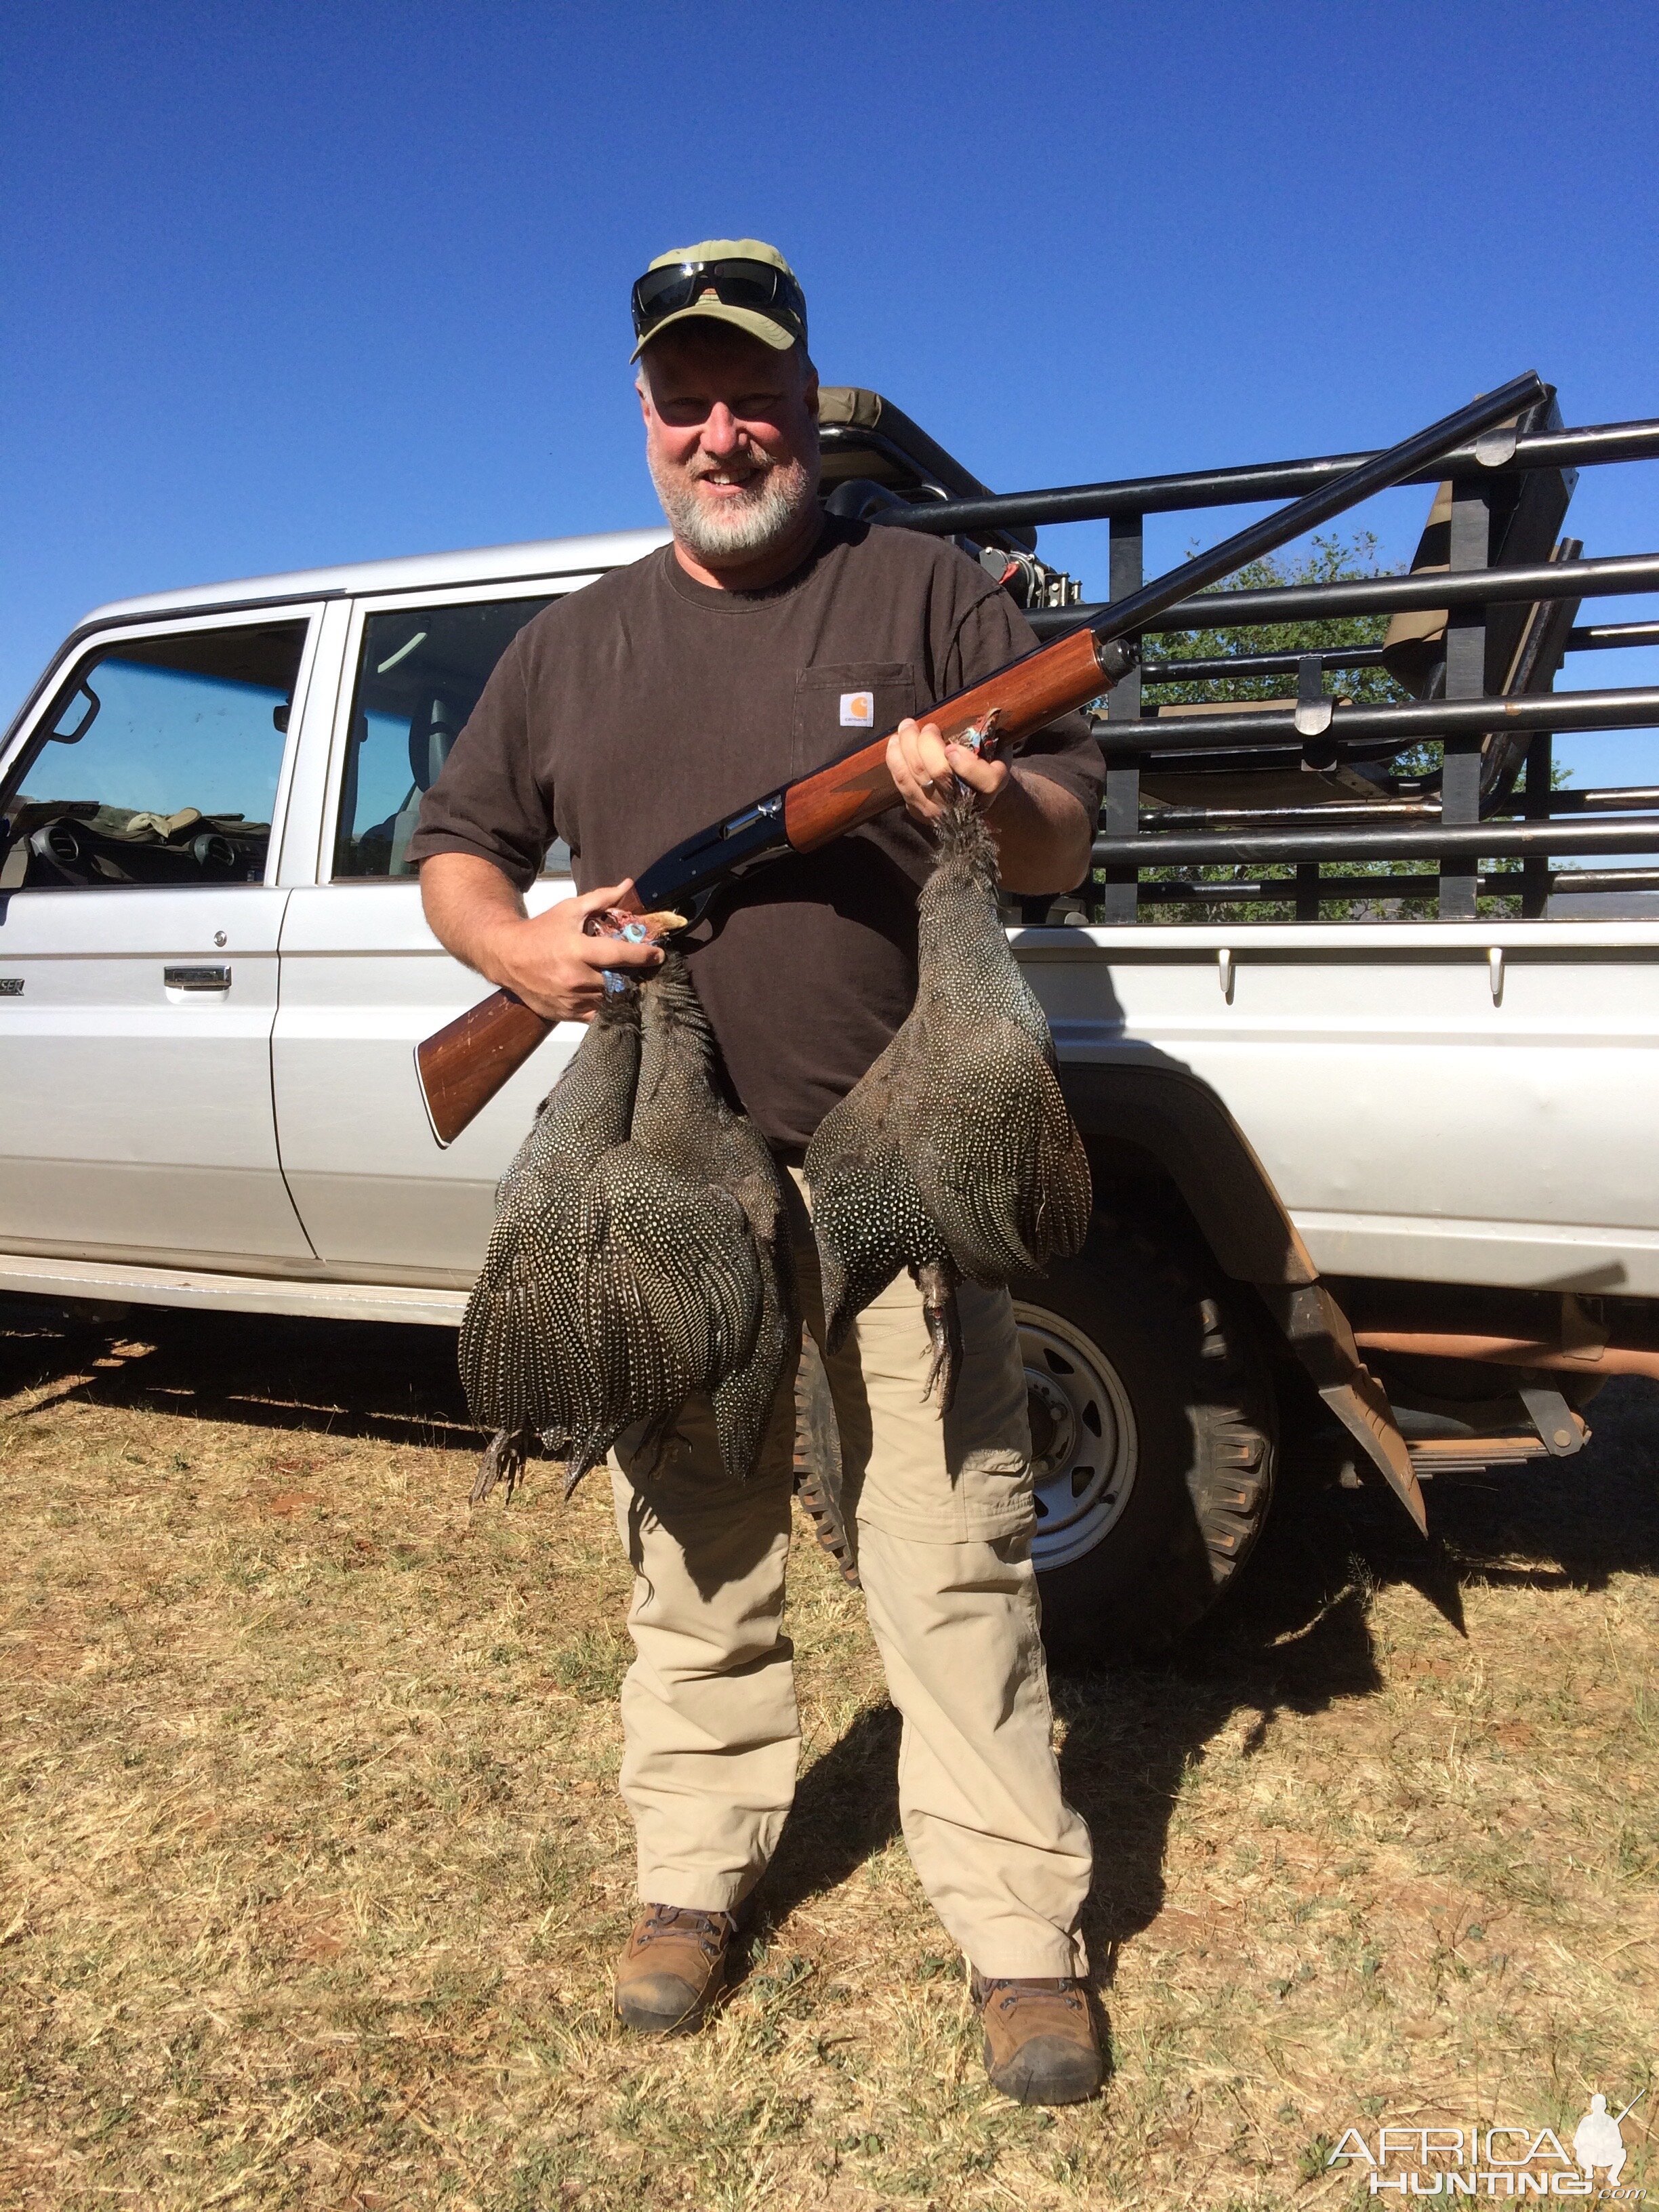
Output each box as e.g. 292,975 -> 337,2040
1010,1214 -> 1276,1665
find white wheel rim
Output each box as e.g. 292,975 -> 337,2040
1014,1301 -> 1138,1573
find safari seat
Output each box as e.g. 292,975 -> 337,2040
352,691 -> 466,878
817,387 -> 1038,554
386,692 -> 464,875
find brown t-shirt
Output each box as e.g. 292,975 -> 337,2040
411,516 -> 1103,1149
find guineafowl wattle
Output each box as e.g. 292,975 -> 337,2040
579,951 -> 797,1486
803,788 -> 1092,1411
459,987 -> 642,1501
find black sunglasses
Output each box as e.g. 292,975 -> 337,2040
630,258 -> 807,345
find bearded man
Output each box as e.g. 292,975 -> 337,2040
411,240 -> 1105,2105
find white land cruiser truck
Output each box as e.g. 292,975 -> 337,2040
4,386 -> 1658,1662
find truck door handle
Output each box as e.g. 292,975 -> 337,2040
164,963 -> 232,991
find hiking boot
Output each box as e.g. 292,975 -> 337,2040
614,1904 -> 737,2034
970,1973 -> 1103,2105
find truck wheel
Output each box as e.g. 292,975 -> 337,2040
1010,1215 -> 1276,1665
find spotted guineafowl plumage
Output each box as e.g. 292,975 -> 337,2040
459,989 -> 642,1500
804,789 -> 1092,1410
579,951 -> 796,1485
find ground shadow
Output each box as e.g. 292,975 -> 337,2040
747,1700 -> 903,1941
0,1297 -> 478,1453
1057,1372 -> 1659,1991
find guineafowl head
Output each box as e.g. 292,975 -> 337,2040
584,905 -> 687,1004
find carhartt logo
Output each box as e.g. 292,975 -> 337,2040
839,691 -> 874,728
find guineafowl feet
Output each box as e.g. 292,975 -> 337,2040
471,1427 -> 530,1504
914,1259 -> 962,1414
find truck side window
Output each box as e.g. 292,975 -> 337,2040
3,621 -> 304,890
332,596 -> 570,880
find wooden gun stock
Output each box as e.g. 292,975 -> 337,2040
415,989 -> 553,1147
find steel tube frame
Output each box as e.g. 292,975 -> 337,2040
1569,619 -> 1659,652
1073,374 -> 1547,651
1132,867 -> 1659,901
1091,684 -> 1659,758
1032,551 -> 1659,640
1141,783 -> 1659,831
877,417 -> 1659,537
1092,818 -> 1659,867
1117,615 -> 1651,689
1515,783 -> 1659,815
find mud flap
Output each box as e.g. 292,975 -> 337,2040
1259,1282 -> 1428,1535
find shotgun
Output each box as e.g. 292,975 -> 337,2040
415,369 -> 1546,1145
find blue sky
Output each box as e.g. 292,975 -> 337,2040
3,0 -> 1656,783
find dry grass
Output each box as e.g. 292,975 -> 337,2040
0,1298 -> 1654,2211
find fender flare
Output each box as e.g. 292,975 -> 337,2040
1059,1061 -> 1426,1534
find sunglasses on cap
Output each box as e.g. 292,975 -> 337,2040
630,258 -> 808,346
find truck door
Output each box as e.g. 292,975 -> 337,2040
272,588 -> 581,1280
0,613 -> 320,1267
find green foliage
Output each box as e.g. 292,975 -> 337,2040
1145,530 -> 1407,710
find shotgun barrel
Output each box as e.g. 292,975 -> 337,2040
415,370 -> 1547,1145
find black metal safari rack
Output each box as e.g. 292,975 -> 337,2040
874,397 -> 1659,924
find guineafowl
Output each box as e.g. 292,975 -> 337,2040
804,788 -> 1092,1412
460,985 -> 643,1500
579,951 -> 796,1488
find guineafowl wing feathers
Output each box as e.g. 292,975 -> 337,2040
909,1021 -> 1092,1282
804,1014 -> 940,1348
710,1259 -> 795,1484
461,1223 -> 592,1446
803,855 -> 1092,1340
808,1147 -> 935,1349
579,1143 -> 764,1456
458,1002 -> 640,1454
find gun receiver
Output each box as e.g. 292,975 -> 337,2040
415,369 -> 1547,1145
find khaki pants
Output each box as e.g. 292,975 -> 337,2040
609,1171 -> 1091,1979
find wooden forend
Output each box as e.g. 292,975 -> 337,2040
783,627 -> 1107,851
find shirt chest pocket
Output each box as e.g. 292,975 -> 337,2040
792,662 -> 918,777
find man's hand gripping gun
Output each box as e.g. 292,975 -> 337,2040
415,370 -> 1546,1145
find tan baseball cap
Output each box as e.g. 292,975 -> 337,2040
630,238 -> 806,361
